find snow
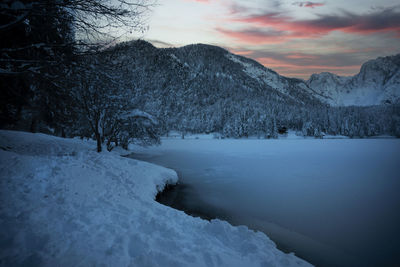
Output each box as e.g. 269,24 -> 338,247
225,53 -> 310,104
120,109 -> 157,123
226,53 -> 287,92
0,130 -> 311,267
306,54 -> 400,106
169,53 -> 181,63
163,131 -> 221,140
307,71 -> 389,106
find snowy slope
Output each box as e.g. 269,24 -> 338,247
226,54 -> 287,92
224,52 -> 317,104
307,54 -> 400,106
0,130 -> 311,267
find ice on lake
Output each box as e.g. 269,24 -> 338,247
131,137 -> 400,267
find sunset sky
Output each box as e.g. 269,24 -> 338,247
134,0 -> 400,79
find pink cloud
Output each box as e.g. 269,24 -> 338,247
222,47 -> 372,79
223,8 -> 400,44
228,49 -> 253,55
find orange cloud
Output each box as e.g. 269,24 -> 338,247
256,57 -> 360,79
228,49 -> 253,55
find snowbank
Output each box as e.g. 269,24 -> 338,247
0,130 -> 311,267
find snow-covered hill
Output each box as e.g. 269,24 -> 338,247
307,54 -> 400,106
0,130 -> 311,267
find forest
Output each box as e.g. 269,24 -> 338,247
1,0 -> 399,154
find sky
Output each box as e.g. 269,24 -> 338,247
134,0 -> 400,79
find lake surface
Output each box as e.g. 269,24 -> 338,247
130,138 -> 400,267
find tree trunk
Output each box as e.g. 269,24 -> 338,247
95,132 -> 102,152
30,117 -> 37,133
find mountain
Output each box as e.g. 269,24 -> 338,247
93,40 -> 399,138
3,39 -> 399,138
120,41 -> 400,108
112,40 -> 321,107
306,54 -> 400,106
168,43 -> 318,105
102,40 -> 325,134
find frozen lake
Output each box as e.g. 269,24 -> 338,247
130,138 -> 400,267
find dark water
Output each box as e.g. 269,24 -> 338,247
130,139 -> 400,267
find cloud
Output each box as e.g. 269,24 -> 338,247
255,53 -> 362,79
293,1 -> 325,8
217,27 -> 303,44
221,7 -> 400,44
258,57 -> 359,76
251,51 -> 363,68
229,2 -> 248,15
223,47 -> 381,78
229,49 -> 253,55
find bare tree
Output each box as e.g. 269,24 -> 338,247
70,52 -> 159,152
1,0 -> 154,74
1,0 -> 155,129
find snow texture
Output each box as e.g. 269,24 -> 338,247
0,130 -> 311,267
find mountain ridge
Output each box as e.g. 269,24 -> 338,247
95,40 -> 400,138
306,54 -> 400,106
155,41 -> 400,107
128,40 -> 400,107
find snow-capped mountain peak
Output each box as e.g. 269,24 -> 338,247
306,54 -> 400,106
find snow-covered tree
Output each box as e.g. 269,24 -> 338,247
70,53 -> 159,152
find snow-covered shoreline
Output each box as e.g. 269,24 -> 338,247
0,130 -> 311,267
